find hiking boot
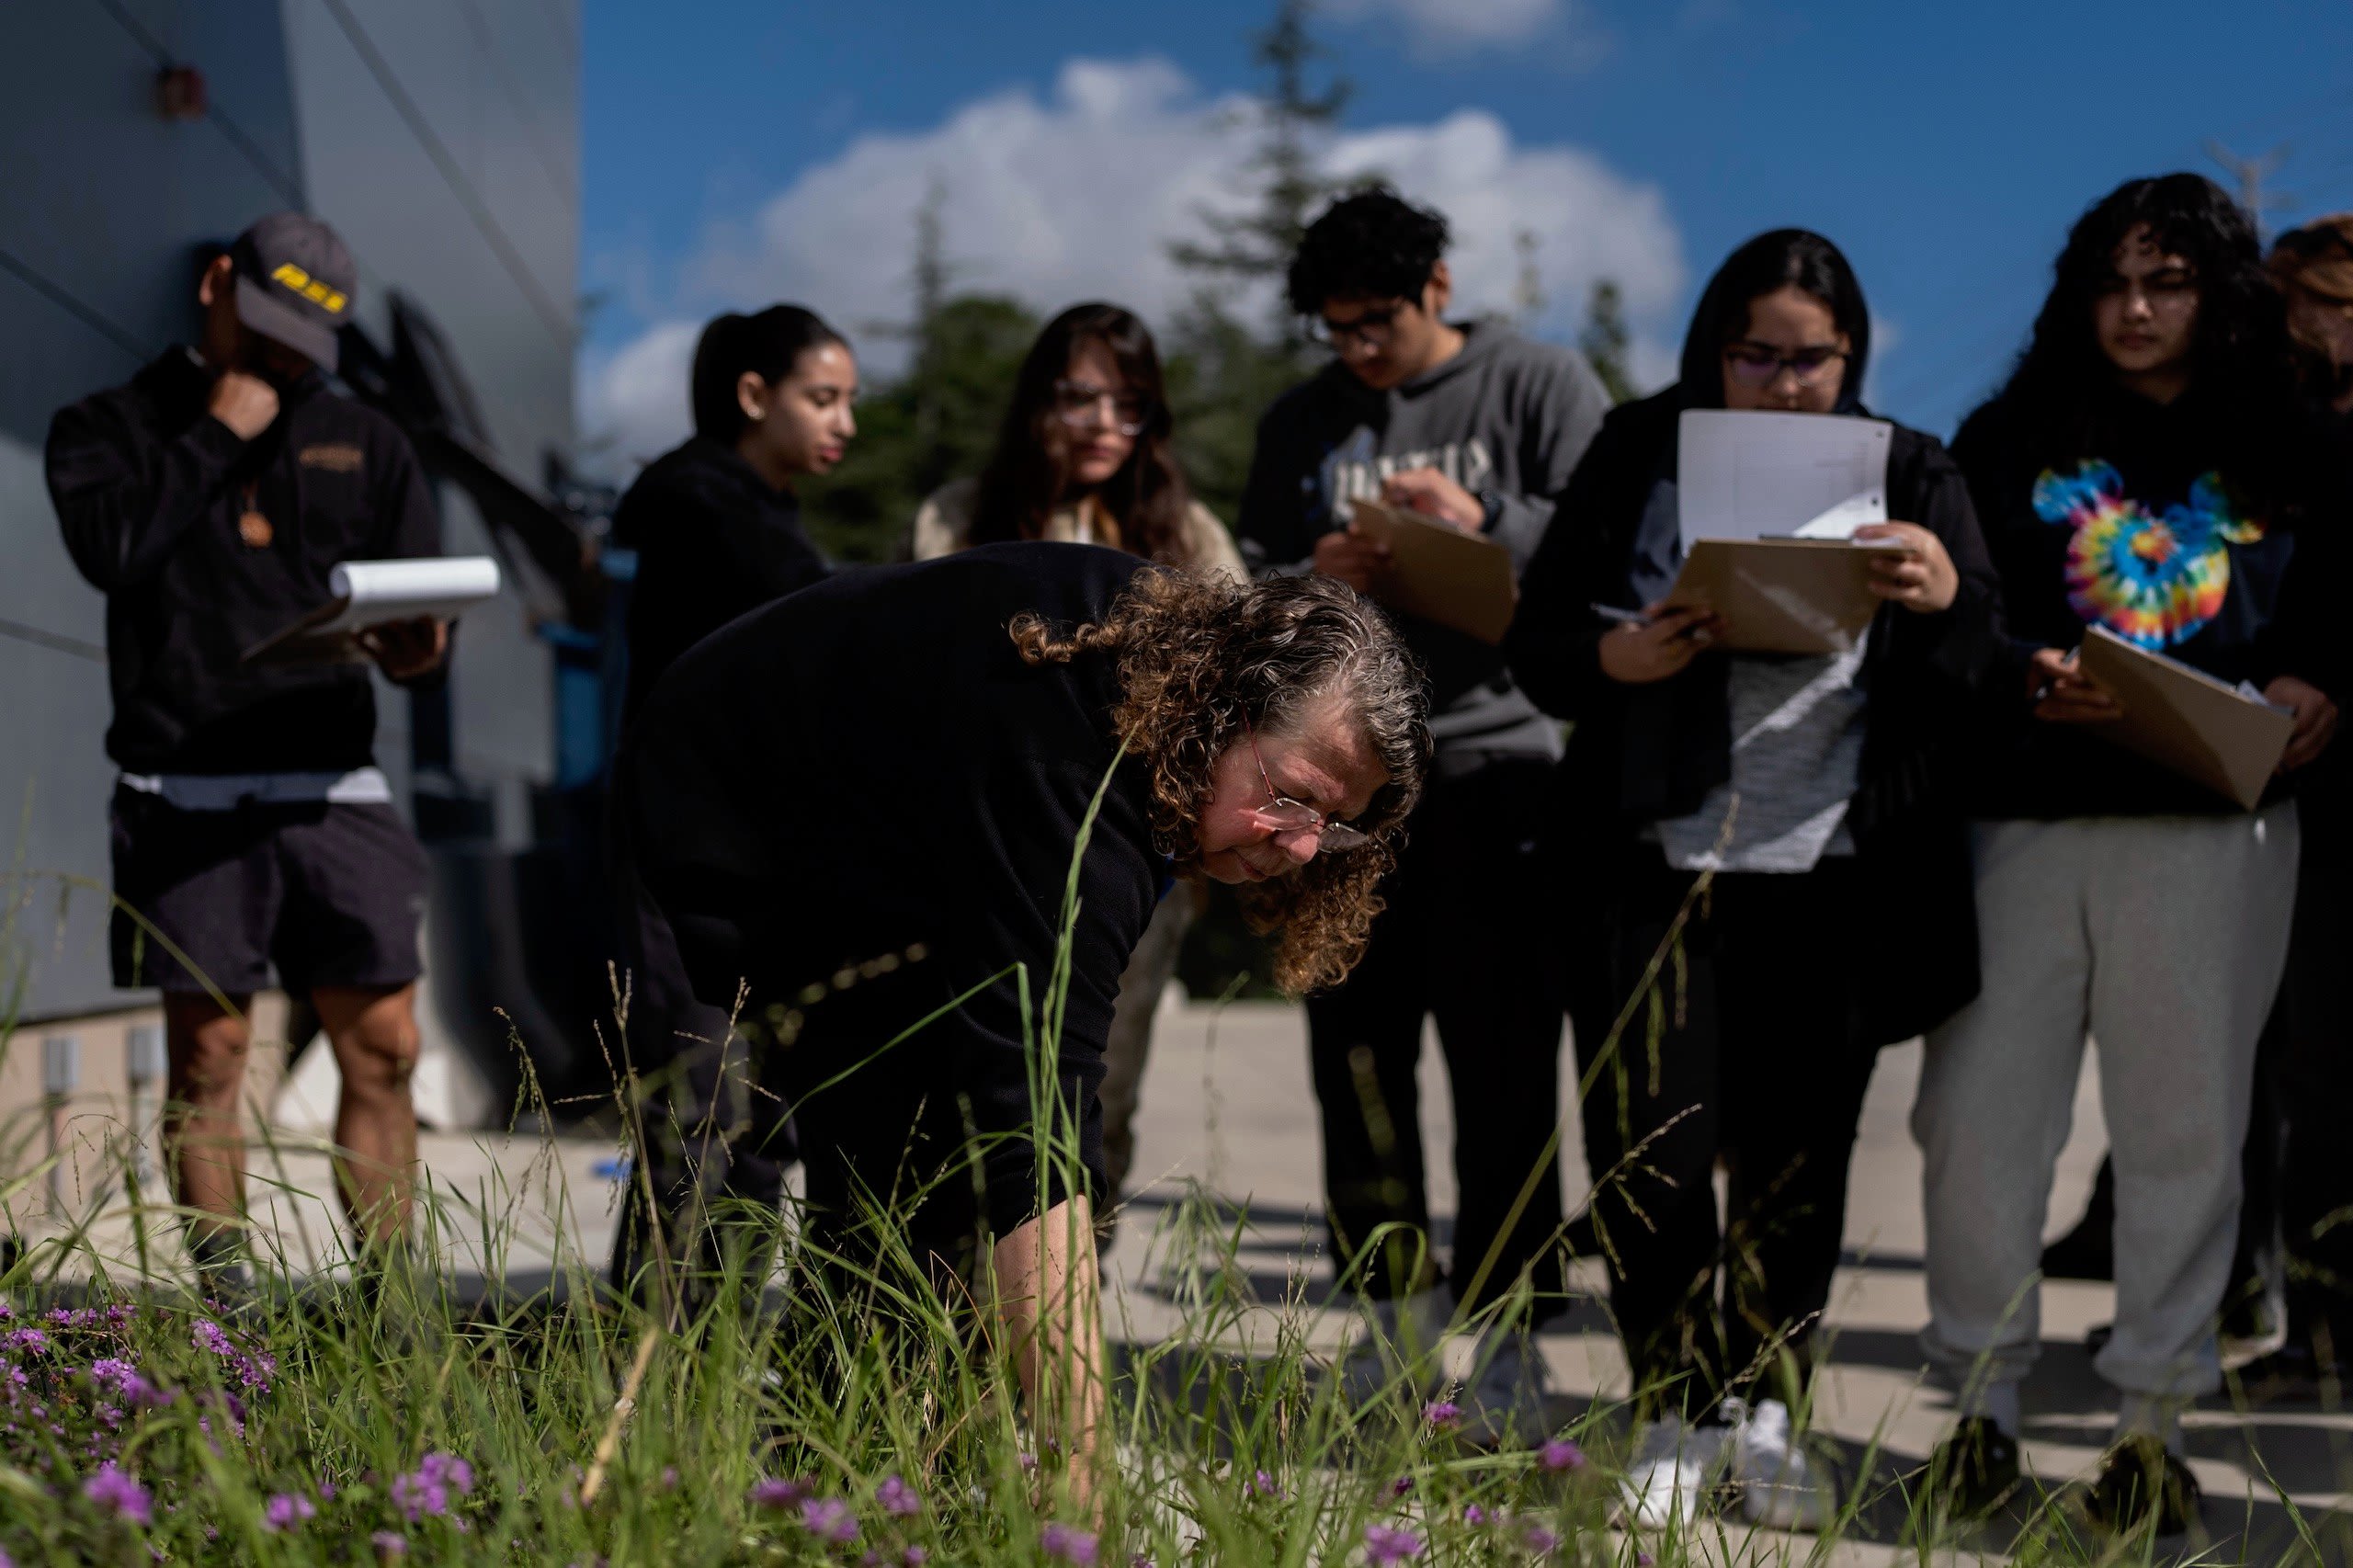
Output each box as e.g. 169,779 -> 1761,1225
2084,1435 -> 2200,1538
1724,1395 -> 1834,1530
1619,1414 -> 1726,1528
1925,1415 -> 2021,1518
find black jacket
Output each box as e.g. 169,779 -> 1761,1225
1508,388 -> 2004,1045
1951,384 -> 2350,819
613,436 -> 828,724
619,543 -> 1160,1234
47,348 -> 439,774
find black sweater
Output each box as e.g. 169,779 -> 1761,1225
619,543 -> 1161,1234
47,348 -> 439,774
1951,384 -> 2349,818
613,436 -> 829,725
1507,389 -> 2005,1045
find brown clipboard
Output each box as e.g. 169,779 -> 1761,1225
1661,537 -> 1907,655
1347,497 -> 1518,644
2075,625 -> 2295,811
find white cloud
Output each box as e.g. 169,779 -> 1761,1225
581,57 -> 1684,469
1324,0 -> 1571,53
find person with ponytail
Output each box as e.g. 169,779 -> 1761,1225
913,302 -> 1243,1209
612,542 -> 1427,1495
606,303 -> 855,1297
613,303 -> 857,722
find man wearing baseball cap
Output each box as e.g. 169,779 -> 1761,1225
46,211 -> 448,1290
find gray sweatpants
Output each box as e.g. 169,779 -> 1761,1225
1914,807 -> 2299,1400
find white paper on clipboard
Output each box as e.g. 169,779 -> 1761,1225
1677,410 -> 1893,550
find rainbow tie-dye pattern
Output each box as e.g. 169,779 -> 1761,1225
2031,460 -> 2264,650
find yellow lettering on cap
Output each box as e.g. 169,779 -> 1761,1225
267,260 -> 346,313
321,291 -> 347,313
270,262 -> 311,291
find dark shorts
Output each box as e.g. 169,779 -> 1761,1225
108,786 -> 429,996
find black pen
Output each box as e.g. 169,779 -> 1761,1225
1589,603 -> 1650,625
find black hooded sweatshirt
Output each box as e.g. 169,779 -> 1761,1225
1950,382 -> 2349,819
47,347 -> 440,774
1507,307 -> 2005,1046
612,435 -> 829,725
618,542 -> 1160,1237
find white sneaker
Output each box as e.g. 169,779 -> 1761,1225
1333,1285 -> 1453,1407
1461,1333 -> 1553,1448
1620,1415 -> 1724,1528
1723,1396 -> 1834,1531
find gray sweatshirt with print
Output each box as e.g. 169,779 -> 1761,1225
1236,323 -> 1609,765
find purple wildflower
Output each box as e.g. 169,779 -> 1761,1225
1423,1400 -> 1461,1433
750,1476 -> 813,1509
1538,1437 -> 1585,1472
800,1496 -> 859,1544
190,1319 -> 234,1357
262,1493 -> 317,1532
904,1551 -> 928,1567
657,1466 -> 679,1492
1391,1475 -> 1414,1496
372,1531 -> 408,1557
390,1455 -> 472,1524
1637,1555 -> 1654,1567
876,1473 -> 921,1517
83,1461 -> 153,1527
319,1480 -> 337,1500
1521,1523 -> 1563,1555
1362,1523 -> 1424,1564
1462,1504 -> 1488,1525
1040,1522 -> 1099,1565
2,1329 -> 50,1355
1018,1450 -> 1040,1472
417,1452 -> 474,1496
1251,1469 -> 1282,1498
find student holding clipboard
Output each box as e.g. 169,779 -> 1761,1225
1508,231 -> 2001,1529
1236,188 -> 1610,1445
1915,176 -> 2346,1535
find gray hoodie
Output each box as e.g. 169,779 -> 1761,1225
1236,323 -> 1609,764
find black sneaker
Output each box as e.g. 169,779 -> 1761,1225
2084,1435 -> 2200,1538
1924,1416 -> 2021,1518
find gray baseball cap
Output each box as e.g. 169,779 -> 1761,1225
228,212 -> 355,371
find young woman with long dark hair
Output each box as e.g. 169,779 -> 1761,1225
1510,230 -> 2002,1529
1915,175 -> 2344,1535
615,304 -> 857,722
914,302 -> 1243,1208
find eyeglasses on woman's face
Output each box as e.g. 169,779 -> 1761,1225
1722,342 -> 1848,388
1244,718 -> 1370,854
1051,379 -> 1153,437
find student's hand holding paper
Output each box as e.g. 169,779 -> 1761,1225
1313,528 -> 1392,593
1381,468 -> 1484,534
1597,603 -> 1725,685
2028,646 -> 2120,723
2265,675 -> 2338,772
358,617 -> 449,682
1854,522 -> 1957,613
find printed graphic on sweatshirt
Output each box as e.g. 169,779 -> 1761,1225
1316,428 -> 1493,524
2032,460 -> 2264,650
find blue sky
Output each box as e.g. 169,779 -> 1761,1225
580,0 -> 2353,464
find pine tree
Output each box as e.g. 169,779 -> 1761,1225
1581,278 -> 1638,403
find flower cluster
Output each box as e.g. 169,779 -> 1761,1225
82,1460 -> 153,1528
189,1318 -> 276,1394
390,1451 -> 476,1523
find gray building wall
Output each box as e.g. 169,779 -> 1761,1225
0,0 -> 579,1020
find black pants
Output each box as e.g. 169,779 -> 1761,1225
608,858 -> 794,1303
2267,835 -> 2353,1354
1308,758 -> 1569,1320
1564,850 -> 1879,1415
